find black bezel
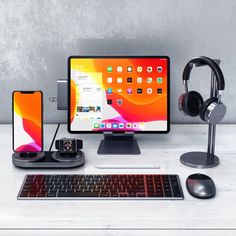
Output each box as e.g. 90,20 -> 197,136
62,139 -> 74,152
12,91 -> 43,152
68,56 -> 170,134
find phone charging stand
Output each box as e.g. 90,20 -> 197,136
12,152 -> 45,162
12,151 -> 85,169
51,151 -> 85,163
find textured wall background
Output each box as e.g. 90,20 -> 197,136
0,0 -> 235,124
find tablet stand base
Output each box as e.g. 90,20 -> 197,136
97,133 -> 141,155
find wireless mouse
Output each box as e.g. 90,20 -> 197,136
186,173 -> 216,199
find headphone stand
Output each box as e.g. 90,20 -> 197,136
180,60 -> 220,168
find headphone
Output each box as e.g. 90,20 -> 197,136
178,56 -> 226,125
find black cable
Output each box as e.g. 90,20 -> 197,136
49,123 -> 61,151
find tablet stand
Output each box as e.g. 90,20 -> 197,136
97,132 -> 141,155
180,60 -> 220,168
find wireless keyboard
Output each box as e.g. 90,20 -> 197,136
18,174 -> 184,200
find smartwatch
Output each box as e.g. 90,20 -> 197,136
55,138 -> 83,154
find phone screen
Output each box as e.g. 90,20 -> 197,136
13,91 -> 43,152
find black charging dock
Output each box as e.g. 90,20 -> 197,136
12,151 -> 85,169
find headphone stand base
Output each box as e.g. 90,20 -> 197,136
180,152 -> 219,168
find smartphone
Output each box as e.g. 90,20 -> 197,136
12,91 -> 43,152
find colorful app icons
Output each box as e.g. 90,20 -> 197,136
133,123 -> 138,128
119,123 -> 124,128
112,123 -> 118,129
147,77 -> 153,83
126,123 -> 132,128
127,88 -> 132,94
157,66 -> 162,73
96,106 -> 101,112
100,123 -> 105,128
127,66 -> 132,72
117,66 -> 122,72
94,123 -> 99,128
127,77 -> 132,83
137,66 -> 142,73
107,77 -> 112,83
147,88 -> 153,94
117,77 -> 122,83
137,88 -> 142,94
157,88 -> 162,94
117,99 -> 123,106
137,77 -> 142,83
157,77 -> 163,84
117,88 -> 122,93
107,66 -> 112,72
107,88 -> 113,94
107,99 -> 112,105
147,66 -> 152,73
106,123 -> 112,128
139,122 -> 145,129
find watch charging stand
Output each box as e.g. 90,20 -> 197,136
12,151 -> 85,169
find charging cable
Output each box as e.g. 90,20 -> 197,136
49,123 -> 61,151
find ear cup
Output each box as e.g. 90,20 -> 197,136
199,97 -> 226,124
179,91 -> 203,117
199,97 -> 218,121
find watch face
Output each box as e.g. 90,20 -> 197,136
63,140 -> 73,152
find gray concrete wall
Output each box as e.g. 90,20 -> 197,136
0,0 -> 235,124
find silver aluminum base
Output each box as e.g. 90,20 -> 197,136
180,152 -> 219,168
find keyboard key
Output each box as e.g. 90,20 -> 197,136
58,191 -> 99,198
100,192 -> 110,197
20,191 -> 28,197
47,192 -> 57,197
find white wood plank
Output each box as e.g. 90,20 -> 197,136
0,124 -> 235,232
0,230 -> 235,236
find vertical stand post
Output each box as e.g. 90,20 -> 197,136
207,62 -> 218,160
180,60 -> 220,168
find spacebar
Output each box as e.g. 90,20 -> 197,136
57,192 -> 99,198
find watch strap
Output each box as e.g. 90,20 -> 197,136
76,140 -> 83,150
55,140 -> 59,150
